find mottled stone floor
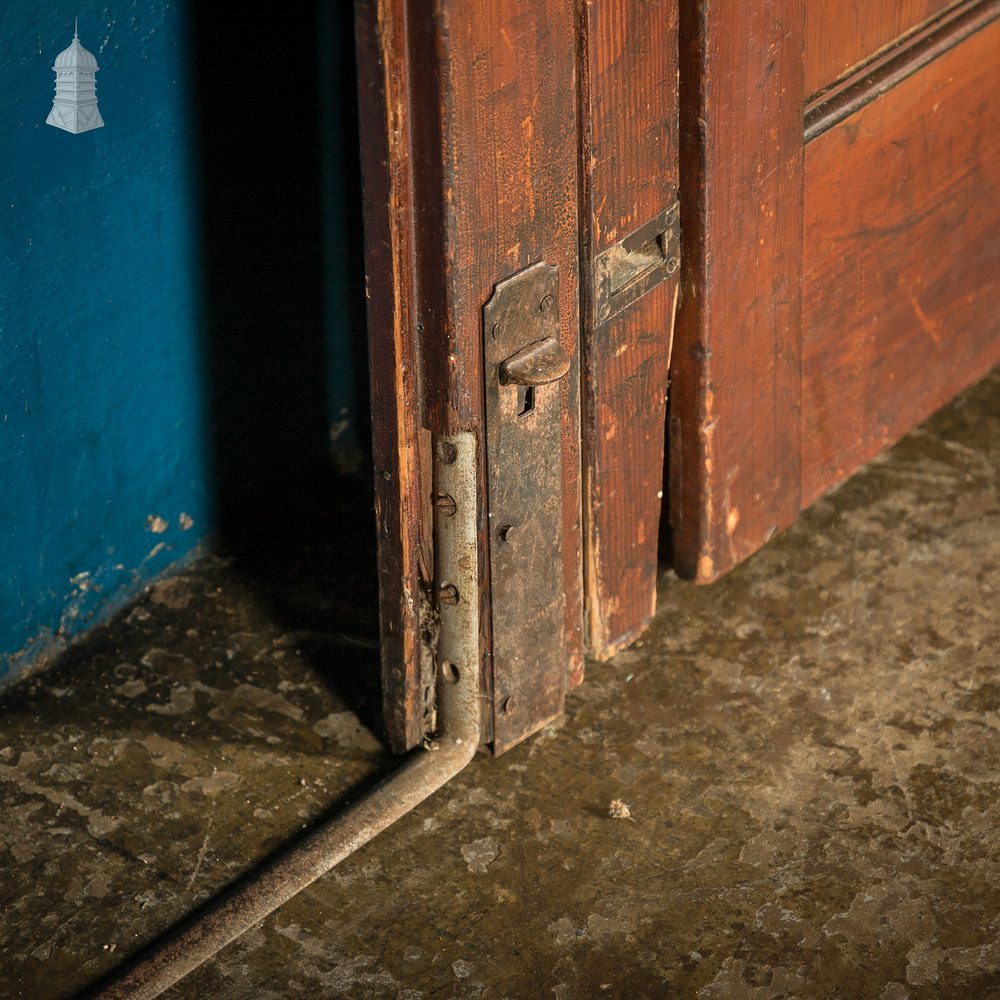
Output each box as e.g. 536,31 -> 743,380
2,369 -> 999,1000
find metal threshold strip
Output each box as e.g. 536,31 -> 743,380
84,434 -> 482,1000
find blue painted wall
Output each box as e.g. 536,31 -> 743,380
1,2 -> 366,684
1,2 -> 209,679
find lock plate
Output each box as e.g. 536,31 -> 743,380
483,261 -> 571,753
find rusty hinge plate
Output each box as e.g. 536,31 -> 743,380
483,261 -> 573,753
593,202 -> 680,327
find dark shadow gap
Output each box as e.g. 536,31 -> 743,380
185,3 -> 380,733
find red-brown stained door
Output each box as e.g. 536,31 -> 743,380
670,0 -> 1000,585
355,0 -> 682,753
355,0 -> 584,755
578,0 -> 682,663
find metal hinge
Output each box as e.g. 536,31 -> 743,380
432,432 -> 482,740
593,201 -> 680,326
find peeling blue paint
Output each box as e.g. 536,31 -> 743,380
1,2 -> 209,681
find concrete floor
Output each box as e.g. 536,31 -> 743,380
2,369 -> 1000,1000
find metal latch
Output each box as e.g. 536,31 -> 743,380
593,201 -> 680,326
482,261 -> 573,752
499,335 -> 571,387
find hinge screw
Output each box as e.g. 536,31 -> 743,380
498,524 -> 515,542
438,583 -> 460,606
434,492 -> 457,516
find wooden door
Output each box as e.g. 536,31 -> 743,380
354,0 -> 584,755
801,2 -> 1000,508
578,1 -> 681,661
670,0 -> 1000,583
356,0 -> 1000,754
354,0 -> 680,753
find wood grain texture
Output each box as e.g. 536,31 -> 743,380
357,0 -> 582,754
436,0 -> 582,753
806,0 -> 1000,141
578,0 -> 680,659
670,1 -> 805,584
354,0 -> 430,753
802,16 -> 1000,507
805,0 -> 954,96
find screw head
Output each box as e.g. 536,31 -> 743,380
434,492 -> 458,516
438,583 -> 460,606
498,524 -> 515,542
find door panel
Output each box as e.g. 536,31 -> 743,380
802,14 -> 1000,506
804,0 -> 954,96
578,0 -> 680,659
804,0 -> 1000,140
671,0 -> 1000,585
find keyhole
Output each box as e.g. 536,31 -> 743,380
517,385 -> 535,416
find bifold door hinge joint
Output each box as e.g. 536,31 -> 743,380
432,432 -> 483,742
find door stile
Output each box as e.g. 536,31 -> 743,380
356,0 -> 584,754
670,1 -> 805,584
355,0 -> 432,753
577,0 -> 682,660
436,0 -> 584,754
